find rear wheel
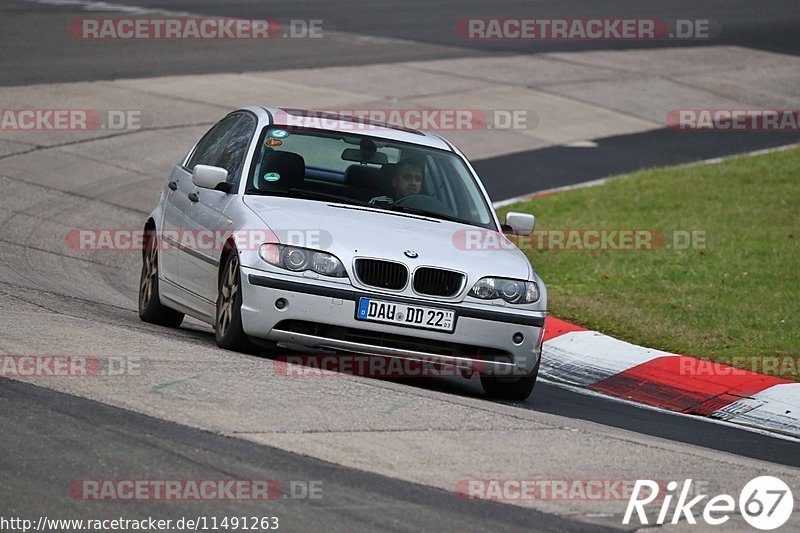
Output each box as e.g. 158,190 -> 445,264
138,230 -> 184,328
215,252 -> 253,352
480,359 -> 539,401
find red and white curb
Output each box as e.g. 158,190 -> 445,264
541,317 -> 800,439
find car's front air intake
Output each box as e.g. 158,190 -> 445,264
413,267 -> 465,297
354,259 -> 408,290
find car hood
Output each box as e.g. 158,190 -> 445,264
242,196 -> 533,281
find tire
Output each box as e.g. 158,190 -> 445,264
215,252 -> 253,352
480,358 -> 539,401
139,230 -> 184,328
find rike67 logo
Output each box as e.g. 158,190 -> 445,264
624,476 -> 794,530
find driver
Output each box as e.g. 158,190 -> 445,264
369,157 -> 425,206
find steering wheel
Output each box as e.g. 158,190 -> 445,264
392,194 -> 426,206
392,194 -> 454,216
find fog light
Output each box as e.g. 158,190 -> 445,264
512,332 -> 524,344
275,298 -> 287,309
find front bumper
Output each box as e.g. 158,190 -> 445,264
239,266 -> 544,376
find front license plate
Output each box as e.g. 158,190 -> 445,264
356,298 -> 455,332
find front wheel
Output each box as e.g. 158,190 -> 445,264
480,359 -> 539,401
215,252 -> 253,352
139,231 -> 184,328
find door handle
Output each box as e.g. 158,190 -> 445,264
188,192 -> 199,202
168,180 -> 178,190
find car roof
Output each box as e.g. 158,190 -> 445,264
248,106 -> 454,151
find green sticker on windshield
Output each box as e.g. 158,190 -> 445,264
263,172 -> 281,182
269,129 -> 288,139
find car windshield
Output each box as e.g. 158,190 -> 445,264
246,126 -> 497,230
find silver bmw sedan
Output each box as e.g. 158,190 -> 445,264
139,107 -> 547,400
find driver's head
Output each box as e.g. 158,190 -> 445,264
391,157 -> 425,199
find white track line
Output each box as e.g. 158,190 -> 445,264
493,142 -> 800,208
22,0 -> 424,46
22,0 -> 196,16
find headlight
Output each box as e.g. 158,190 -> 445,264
311,252 -> 343,276
284,248 -> 309,271
469,277 -> 539,304
258,244 -> 347,277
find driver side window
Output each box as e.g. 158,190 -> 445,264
186,114 -> 242,171
215,116 -> 256,183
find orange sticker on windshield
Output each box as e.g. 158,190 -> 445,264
266,138 -> 283,147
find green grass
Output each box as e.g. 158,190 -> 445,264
499,147 -> 800,379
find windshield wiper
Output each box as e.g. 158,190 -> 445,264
247,189 -> 368,207
389,205 -> 473,225
289,189 -> 371,207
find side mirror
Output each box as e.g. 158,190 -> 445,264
503,212 -> 535,236
192,165 -> 229,190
